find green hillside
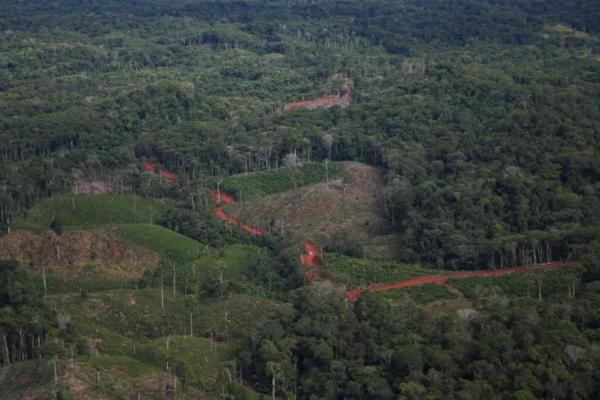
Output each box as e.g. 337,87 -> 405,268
220,162 -> 343,202
116,224 -> 204,262
14,194 -> 168,231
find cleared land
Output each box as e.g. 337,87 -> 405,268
0,227 -> 160,278
231,162 -> 391,248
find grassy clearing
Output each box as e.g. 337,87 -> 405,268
14,194 -> 168,231
451,269 -> 576,300
146,244 -> 264,297
219,161 -> 343,202
183,244 -> 261,282
381,283 -> 457,304
116,224 -> 205,262
323,253 -> 447,288
84,354 -> 158,376
51,289 -> 291,341
28,271 -> 134,295
136,336 -> 230,390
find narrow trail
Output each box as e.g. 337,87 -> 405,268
347,261 -> 574,302
210,192 -> 266,236
210,191 -> 320,281
209,191 -> 573,304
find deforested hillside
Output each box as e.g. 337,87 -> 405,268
1,0 -> 600,399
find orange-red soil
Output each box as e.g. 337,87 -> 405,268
347,261 -> 574,302
143,161 -> 178,184
284,77 -> 352,111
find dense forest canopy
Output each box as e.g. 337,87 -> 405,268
0,1 -> 600,397
2,0 -> 599,270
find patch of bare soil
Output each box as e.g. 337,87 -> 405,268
284,75 -> 353,111
232,162 -> 390,247
0,228 -> 160,279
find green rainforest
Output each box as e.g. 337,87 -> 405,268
0,0 -> 599,398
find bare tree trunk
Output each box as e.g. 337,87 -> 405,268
1,333 -> 9,365
172,263 -> 176,297
161,275 -> 165,312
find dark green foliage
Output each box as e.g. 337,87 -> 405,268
1,0 -> 600,397
240,281 -> 600,399
0,260 -> 58,366
49,217 -> 62,235
381,284 -> 456,304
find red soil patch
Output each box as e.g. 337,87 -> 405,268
285,77 -> 352,111
112,243 -> 122,258
210,191 -> 236,205
302,239 -> 322,284
211,191 -> 321,282
347,261 -> 574,303
142,161 -> 178,184
211,192 -> 266,236
240,223 -> 267,236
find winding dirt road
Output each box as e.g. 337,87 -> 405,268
211,191 -> 320,281
210,191 -> 573,303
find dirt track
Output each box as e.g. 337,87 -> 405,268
347,261 -> 574,302
210,190 -> 573,303
211,191 -> 319,281
211,192 -> 267,237
143,161 -> 178,184
284,76 -> 352,111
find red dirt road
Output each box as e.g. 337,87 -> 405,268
211,192 -> 266,236
211,191 -> 319,281
284,77 -> 352,111
347,261 -> 574,302
209,191 -> 572,303
143,162 -> 178,184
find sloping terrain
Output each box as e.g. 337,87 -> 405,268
14,194 -> 168,232
231,162 -> 390,247
0,228 -> 160,278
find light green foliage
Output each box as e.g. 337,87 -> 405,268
323,253 -> 448,288
220,162 -> 343,202
137,336 -> 230,388
50,289 -> 291,340
116,224 -> 204,262
451,269 -> 578,300
14,195 -> 168,231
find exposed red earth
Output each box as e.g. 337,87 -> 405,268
211,191 -> 266,236
284,77 -> 352,111
302,239 -> 322,284
209,190 -> 573,303
211,191 -> 320,280
347,261 -> 574,303
143,161 -> 178,184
